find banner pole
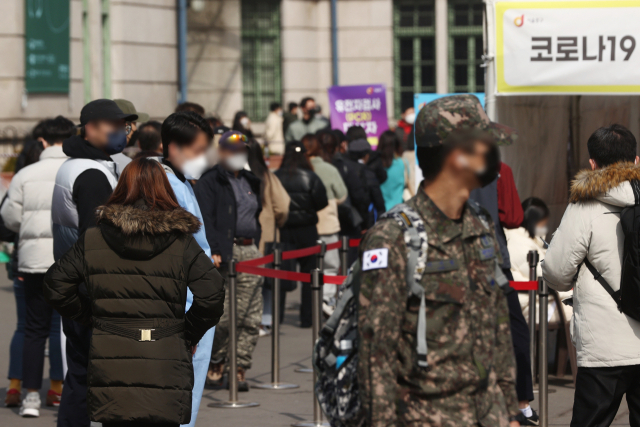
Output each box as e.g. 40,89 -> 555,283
255,246 -> 299,390
208,259 -> 259,408
484,0 -> 498,121
538,278 -> 549,427
292,269 -> 330,427
527,250 -> 539,384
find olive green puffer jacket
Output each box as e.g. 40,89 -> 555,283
44,202 -> 225,425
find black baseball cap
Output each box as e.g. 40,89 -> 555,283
79,99 -> 138,126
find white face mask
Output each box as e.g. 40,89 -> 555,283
225,153 -> 248,172
404,113 -> 416,125
182,154 -> 208,180
277,110 -> 283,117
240,117 -> 251,128
535,226 -> 548,238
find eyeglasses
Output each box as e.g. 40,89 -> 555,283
225,133 -> 247,144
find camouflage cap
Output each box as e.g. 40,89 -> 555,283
414,94 -> 517,148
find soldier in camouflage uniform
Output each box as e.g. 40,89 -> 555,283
357,94 -> 521,426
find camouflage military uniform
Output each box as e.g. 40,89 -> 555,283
211,243 -> 263,369
357,190 -> 519,426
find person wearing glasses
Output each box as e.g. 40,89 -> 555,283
50,99 -> 138,427
195,131 -> 263,392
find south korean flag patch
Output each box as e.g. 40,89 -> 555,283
362,248 -> 389,271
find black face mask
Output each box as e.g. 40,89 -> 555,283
306,107 -> 318,121
477,144 -> 501,187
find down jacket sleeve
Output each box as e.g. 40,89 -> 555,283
43,235 -> 92,325
1,171 -> 24,233
541,203 -> 591,292
183,236 -> 225,346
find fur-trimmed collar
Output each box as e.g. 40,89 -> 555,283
96,203 -> 201,235
570,162 -> 640,203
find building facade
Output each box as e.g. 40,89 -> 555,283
0,0 -> 484,140
0,0 -> 178,141
187,0 -> 485,124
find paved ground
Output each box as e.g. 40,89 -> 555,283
0,272 -> 632,426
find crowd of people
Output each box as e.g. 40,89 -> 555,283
1,92 -> 639,427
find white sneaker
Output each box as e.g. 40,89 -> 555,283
19,391 -> 40,417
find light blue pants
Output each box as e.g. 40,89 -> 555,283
181,290 -> 215,427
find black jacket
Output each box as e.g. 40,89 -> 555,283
361,165 -> 386,229
366,151 -> 388,185
44,203 -> 225,425
332,153 -> 385,230
195,164 -> 262,262
274,167 -> 328,229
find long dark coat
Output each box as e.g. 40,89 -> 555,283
44,202 -> 225,425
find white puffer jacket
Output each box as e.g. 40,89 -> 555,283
543,162 -> 640,367
1,146 -> 68,273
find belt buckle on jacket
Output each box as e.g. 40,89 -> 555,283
139,329 -> 155,342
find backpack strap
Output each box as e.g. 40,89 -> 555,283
381,204 -> 429,368
632,180 -> 640,205
584,258 -> 621,308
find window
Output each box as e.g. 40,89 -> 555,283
241,0 -> 281,122
448,0 -> 484,93
393,0 -> 435,117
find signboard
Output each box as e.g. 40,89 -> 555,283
495,0 -> 640,94
327,84 -> 388,148
25,0 -> 70,93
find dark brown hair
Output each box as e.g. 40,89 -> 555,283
105,157 -> 180,211
302,133 -> 323,158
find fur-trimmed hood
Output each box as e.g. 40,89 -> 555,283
95,202 -> 201,260
570,162 -> 640,203
96,202 -> 201,235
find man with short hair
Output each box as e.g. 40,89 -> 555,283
51,99 -> 137,427
175,101 -> 206,116
543,124 -> 640,427
347,138 -> 386,230
159,111 -> 217,427
358,94 -> 520,426
285,97 -> 328,142
1,116 -> 75,416
195,131 -> 262,392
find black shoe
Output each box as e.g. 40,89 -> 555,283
226,367 -> 250,392
515,409 -> 539,426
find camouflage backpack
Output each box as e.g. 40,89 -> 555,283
313,203 -> 429,427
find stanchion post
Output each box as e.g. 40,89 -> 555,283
527,250 -> 539,382
538,278 -> 549,427
208,260 -> 259,408
255,246 -> 298,390
292,269 -> 329,427
316,239 -> 326,271
340,236 -> 349,276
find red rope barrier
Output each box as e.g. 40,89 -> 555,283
510,281 -> 539,291
239,253 -> 274,267
349,238 -> 361,247
324,275 -> 347,285
326,241 -> 342,251
235,264 -> 311,282
282,245 -> 321,260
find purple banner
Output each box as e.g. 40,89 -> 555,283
327,84 -> 388,148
